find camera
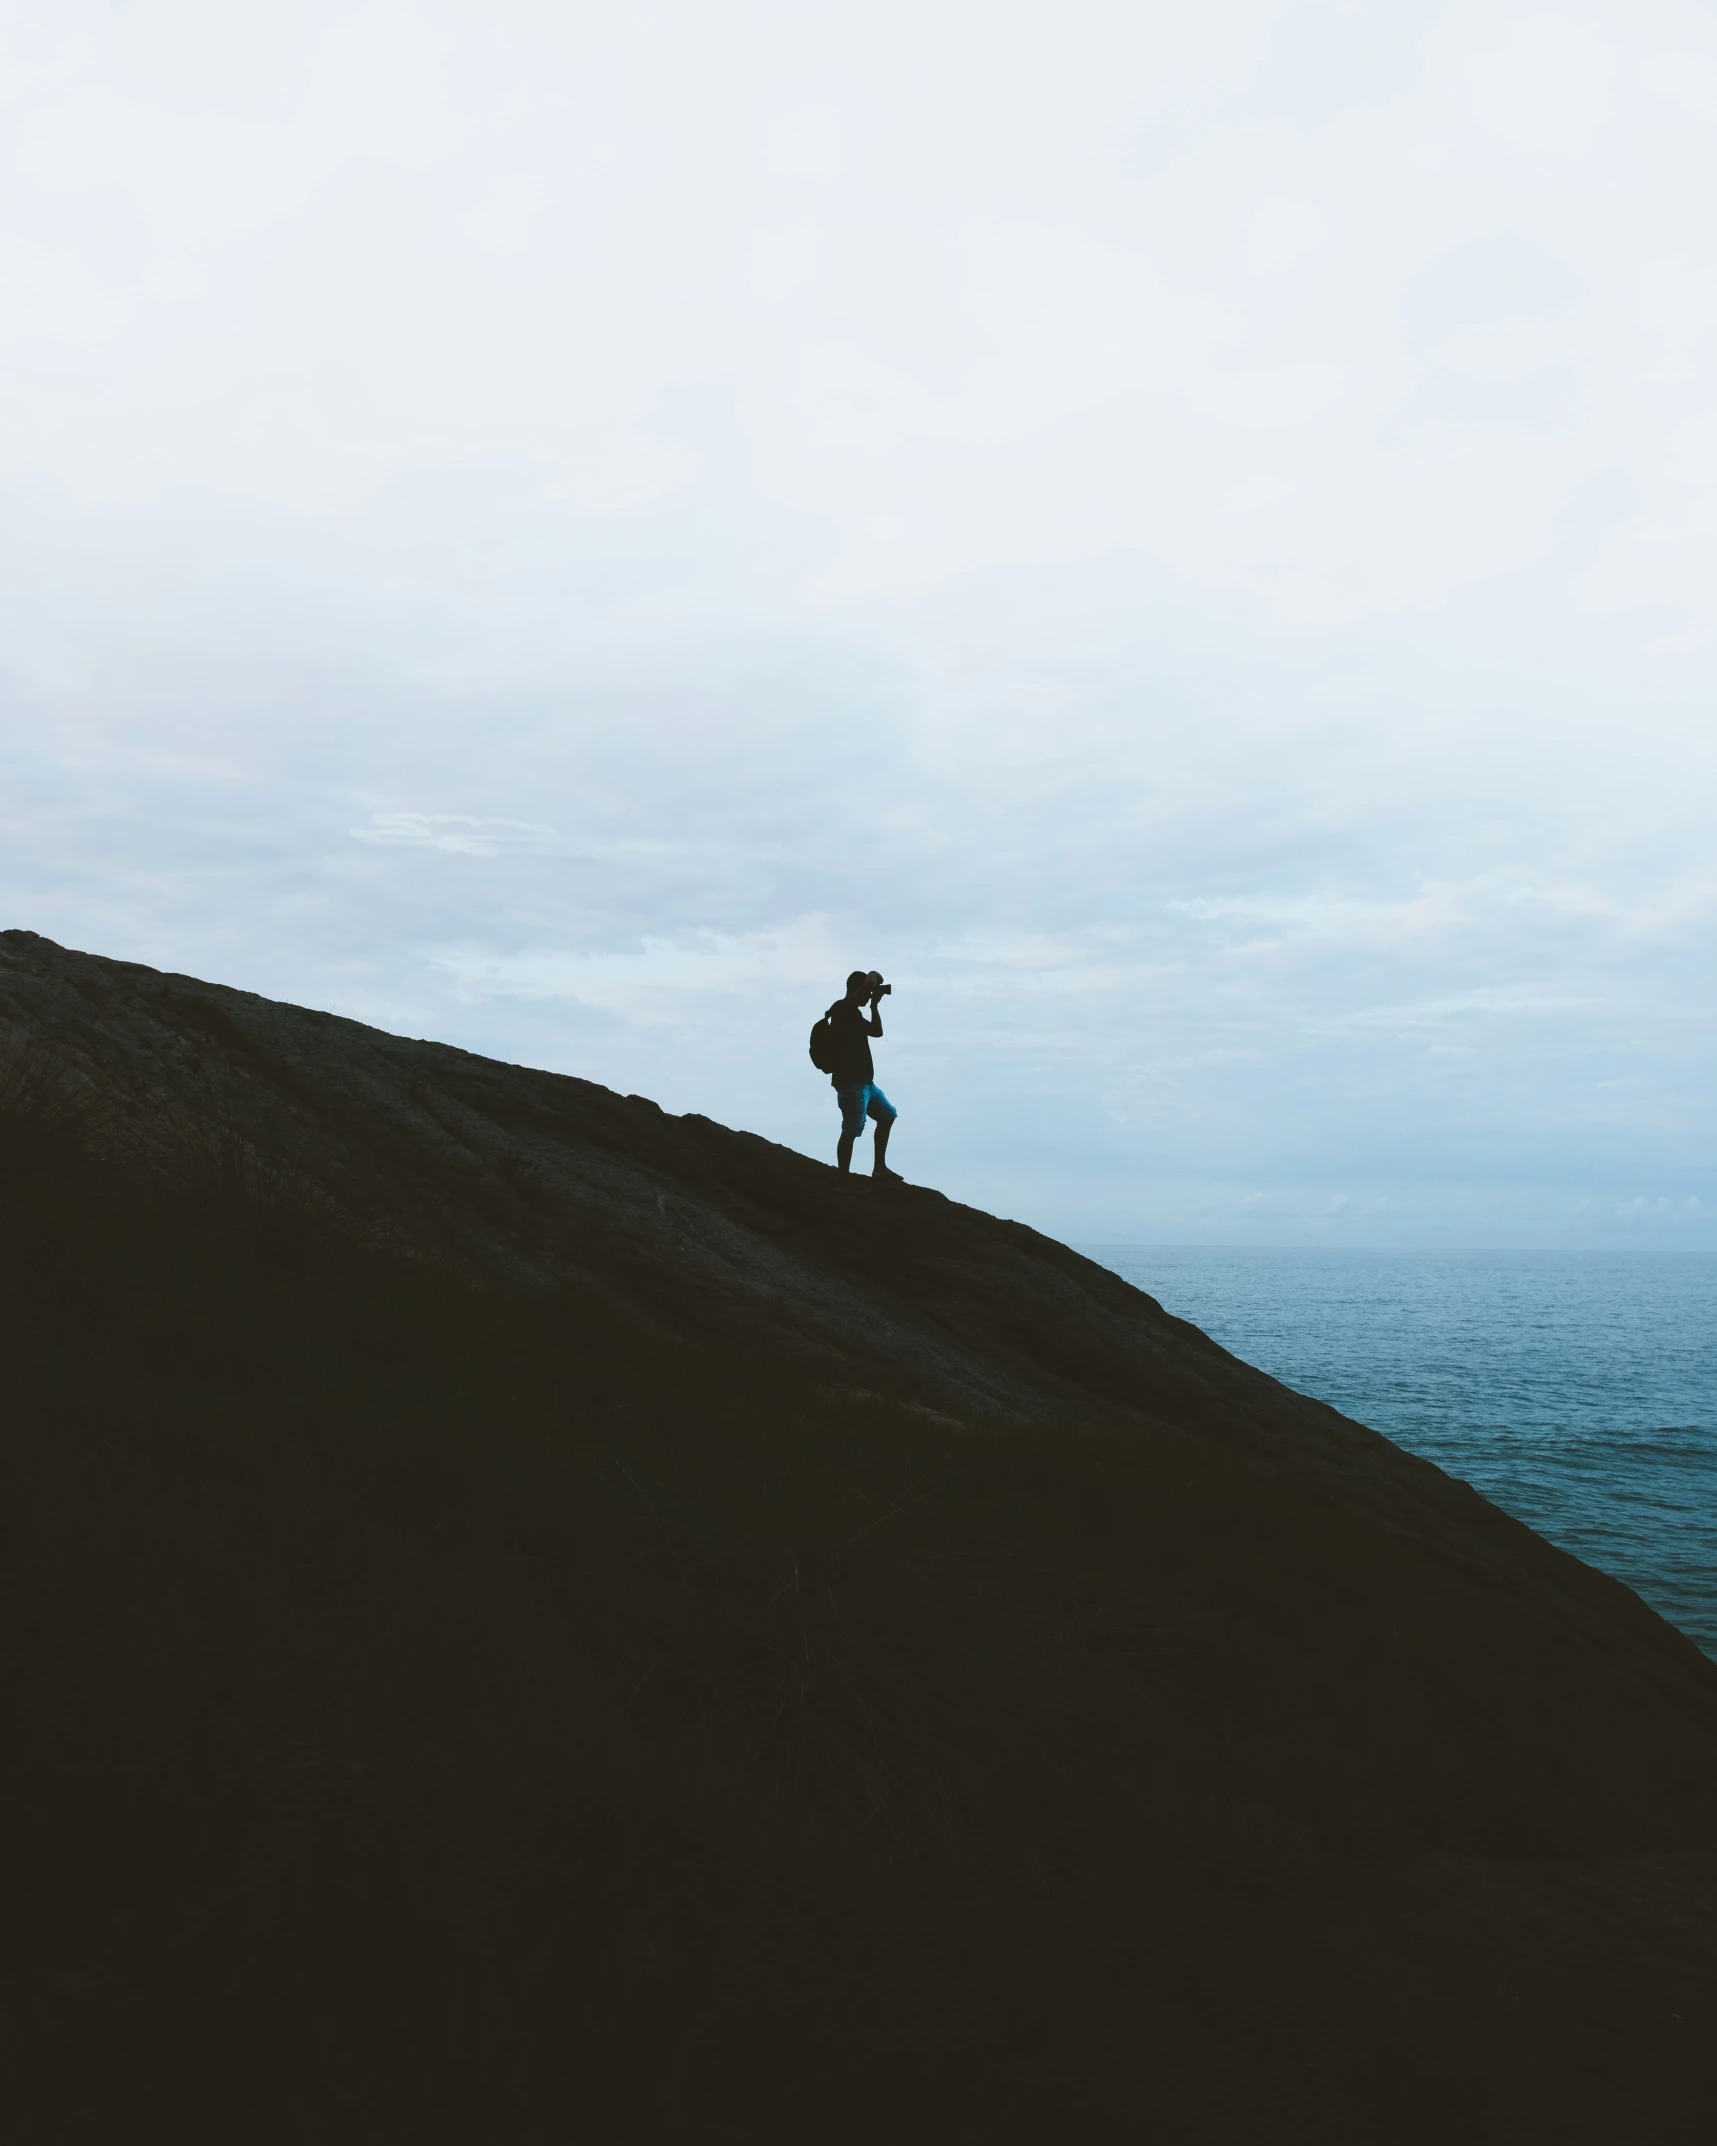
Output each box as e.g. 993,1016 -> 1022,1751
868,971 -> 892,997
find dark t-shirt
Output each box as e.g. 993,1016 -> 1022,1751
826,1000 -> 877,1087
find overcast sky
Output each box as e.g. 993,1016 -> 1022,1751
2,0 -> 1715,1246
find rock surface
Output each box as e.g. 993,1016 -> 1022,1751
0,927 -> 1436,1449
2,922 -> 1712,1730
5,926 -> 1717,2143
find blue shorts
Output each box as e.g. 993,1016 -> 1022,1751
835,1082 -> 897,1138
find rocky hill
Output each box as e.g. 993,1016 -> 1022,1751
2,927 -> 1715,2145
0,928 -> 1423,1449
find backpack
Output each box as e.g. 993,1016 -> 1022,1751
808,1003 -> 842,1075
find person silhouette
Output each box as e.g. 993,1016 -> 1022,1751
826,969 -> 901,1182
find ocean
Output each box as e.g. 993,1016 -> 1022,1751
1083,1247 -> 1717,1660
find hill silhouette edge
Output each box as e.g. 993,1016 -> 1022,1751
3,926 -> 1716,2143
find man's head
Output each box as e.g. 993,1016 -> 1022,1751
845,969 -> 872,1005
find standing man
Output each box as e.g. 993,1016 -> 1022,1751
827,969 -> 902,1182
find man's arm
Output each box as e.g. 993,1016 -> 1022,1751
866,999 -> 883,1037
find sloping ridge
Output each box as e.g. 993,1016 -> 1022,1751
1,922 -> 1713,1730
5,928 -> 1318,1438
0,928 -> 1700,1616
5,927 -> 1717,2144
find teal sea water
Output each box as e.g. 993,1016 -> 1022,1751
1083,1248 -> 1717,1660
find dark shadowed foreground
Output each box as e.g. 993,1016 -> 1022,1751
2,929 -> 1715,2144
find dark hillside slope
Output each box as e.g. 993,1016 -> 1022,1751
3,928 -> 1716,2144
2,929 -> 1412,1444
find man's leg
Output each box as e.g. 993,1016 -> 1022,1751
870,1093 -> 901,1180
836,1085 -> 862,1173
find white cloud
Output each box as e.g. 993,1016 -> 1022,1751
956,223 -> 1236,434
1226,472 -> 1292,513
796,224 -> 1239,456
1246,198 -> 1329,275
541,426 -> 701,513
1469,16 -> 1614,152
1168,888 -> 1469,946
0,233 -> 122,342
766,106 -> 842,183
15,93 -> 317,250
1637,49 -> 1717,124
12,2 -> 457,252
458,173 -> 544,257
748,219 -> 821,300
429,919 -> 846,1010
1671,411 -> 1717,490
352,814 -> 560,854
1192,359 -> 1345,428
305,0 -> 458,168
1638,256 -> 1717,381
1426,312 -> 1569,385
